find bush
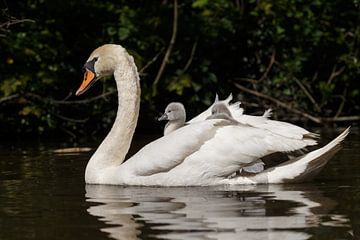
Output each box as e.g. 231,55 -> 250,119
0,0 -> 359,137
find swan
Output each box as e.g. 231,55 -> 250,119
76,44 -> 350,186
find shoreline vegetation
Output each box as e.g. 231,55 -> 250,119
0,0 -> 359,137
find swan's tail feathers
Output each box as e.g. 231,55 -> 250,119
229,101 -> 241,109
304,132 -> 320,139
248,127 -> 350,184
214,93 -> 219,103
227,98 -> 244,119
224,93 -> 233,104
262,108 -> 273,118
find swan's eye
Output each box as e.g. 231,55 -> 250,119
83,57 -> 99,73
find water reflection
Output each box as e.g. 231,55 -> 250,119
85,184 -> 350,240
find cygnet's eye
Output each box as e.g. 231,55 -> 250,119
167,110 -> 172,113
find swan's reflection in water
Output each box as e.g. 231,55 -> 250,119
86,185 -> 350,240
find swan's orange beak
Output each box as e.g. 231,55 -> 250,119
76,69 -> 96,96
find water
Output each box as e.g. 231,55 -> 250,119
0,128 -> 359,240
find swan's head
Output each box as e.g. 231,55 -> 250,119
76,44 -> 127,96
211,103 -> 232,117
158,102 -> 186,122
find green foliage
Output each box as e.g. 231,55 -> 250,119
0,0 -> 359,136
244,0 -> 359,115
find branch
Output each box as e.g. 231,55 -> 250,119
0,91 -> 117,106
60,127 -> 76,138
234,83 -> 322,123
327,65 -> 345,85
0,93 -> 19,104
139,47 -> 165,75
275,61 -> 321,112
258,49 -> 276,82
60,91 -> 73,101
240,0 -> 245,17
234,83 -> 360,123
322,116 -> 360,122
10,93 -> 90,123
335,87 -> 347,118
0,18 -> 34,37
152,0 -> 178,96
50,110 -> 89,123
30,91 -> 117,105
183,39 -> 198,73
0,18 -> 34,29
232,77 -> 258,84
293,76 -> 321,112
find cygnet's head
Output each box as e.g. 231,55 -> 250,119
158,102 -> 186,122
211,103 -> 232,117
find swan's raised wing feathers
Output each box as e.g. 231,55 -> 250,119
123,121 -> 318,183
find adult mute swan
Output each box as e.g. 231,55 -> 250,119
76,44 -> 349,186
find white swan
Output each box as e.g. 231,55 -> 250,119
76,44 -> 350,186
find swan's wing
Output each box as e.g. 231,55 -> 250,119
122,120 -> 226,176
252,119 -> 319,140
168,125 -> 317,180
122,121 -> 317,184
232,114 -> 318,140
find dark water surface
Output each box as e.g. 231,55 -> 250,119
0,127 -> 359,240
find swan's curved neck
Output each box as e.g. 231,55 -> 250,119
85,53 -> 140,182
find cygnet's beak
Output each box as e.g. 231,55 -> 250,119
158,113 -> 168,121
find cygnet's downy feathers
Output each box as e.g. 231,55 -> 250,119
158,102 -> 186,136
206,102 -> 239,124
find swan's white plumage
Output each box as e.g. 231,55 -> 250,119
222,127 -> 350,185
92,121 -> 321,186
77,44 -> 349,186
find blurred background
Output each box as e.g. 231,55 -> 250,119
0,0 -> 359,139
